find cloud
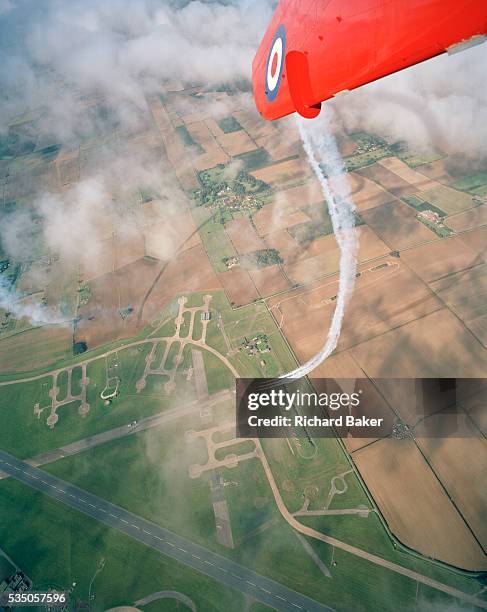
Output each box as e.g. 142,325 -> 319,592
0,0 -> 13,16
0,1 -> 275,319
1,0 -> 485,158
332,42 -> 487,159
1,0 -> 485,331
0,0 -> 274,142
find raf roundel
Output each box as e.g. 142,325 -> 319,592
265,25 -> 286,102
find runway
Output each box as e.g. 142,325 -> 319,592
0,390 -> 232,480
0,450 -> 333,612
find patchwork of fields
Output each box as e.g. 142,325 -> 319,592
1,86 -> 487,610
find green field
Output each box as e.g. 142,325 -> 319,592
233,148 -> 271,171
0,325 -> 74,375
45,417 -> 215,548
201,350 -> 234,395
192,312 -> 203,341
156,316 -> 177,337
179,311 -> 191,338
0,554 -> 15,582
151,340 -> 166,369
451,170 -> 487,193
261,436 -> 357,512
389,141 -> 444,168
402,195 -> 446,217
56,369 -> 69,402
71,366 -> 83,396
164,341 -> 181,370
18,421 -> 479,611
0,342 -> 185,459
178,343 -> 193,372
183,293 -> 207,308
0,479 -> 245,611
250,604 -> 275,612
288,217 -> 334,244
214,439 -> 255,461
203,291 -> 297,378
470,184 -> 487,196
175,125 -> 204,154
193,211 -> 239,274
0,129 -> 36,159
218,117 -> 243,134
217,459 -> 275,544
38,144 -> 61,160
345,132 -> 392,171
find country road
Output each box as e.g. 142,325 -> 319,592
0,450 -> 333,612
0,335 -> 239,388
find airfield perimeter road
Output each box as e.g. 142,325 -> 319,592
0,450 -> 333,612
0,389 -> 232,480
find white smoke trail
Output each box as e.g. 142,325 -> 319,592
281,110 -> 359,379
0,276 -> 66,326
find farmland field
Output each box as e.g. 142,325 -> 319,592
187,121 -> 229,171
2,78 -> 487,612
271,256 -> 441,363
218,267 -> 259,307
225,217 -> 265,254
446,204 -> 487,232
400,236 -> 479,283
175,125 -> 204,154
361,199 -> 437,249
348,172 -> 395,211
248,265 -> 290,298
273,180 -> 324,207
458,225 -> 487,262
430,263 -> 487,345
251,158 -> 311,186
283,225 -> 390,286
352,437 -> 487,570
234,147 -> 271,171
377,157 -> 438,190
451,170 -> 487,192
351,308 -> 487,378
217,116 -> 243,134
415,422 -> 487,550
357,162 -> 418,198
420,184 -> 476,215
0,325 -> 73,374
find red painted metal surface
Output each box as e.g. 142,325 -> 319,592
253,0 -> 487,120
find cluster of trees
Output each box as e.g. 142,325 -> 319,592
244,248 -> 283,269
